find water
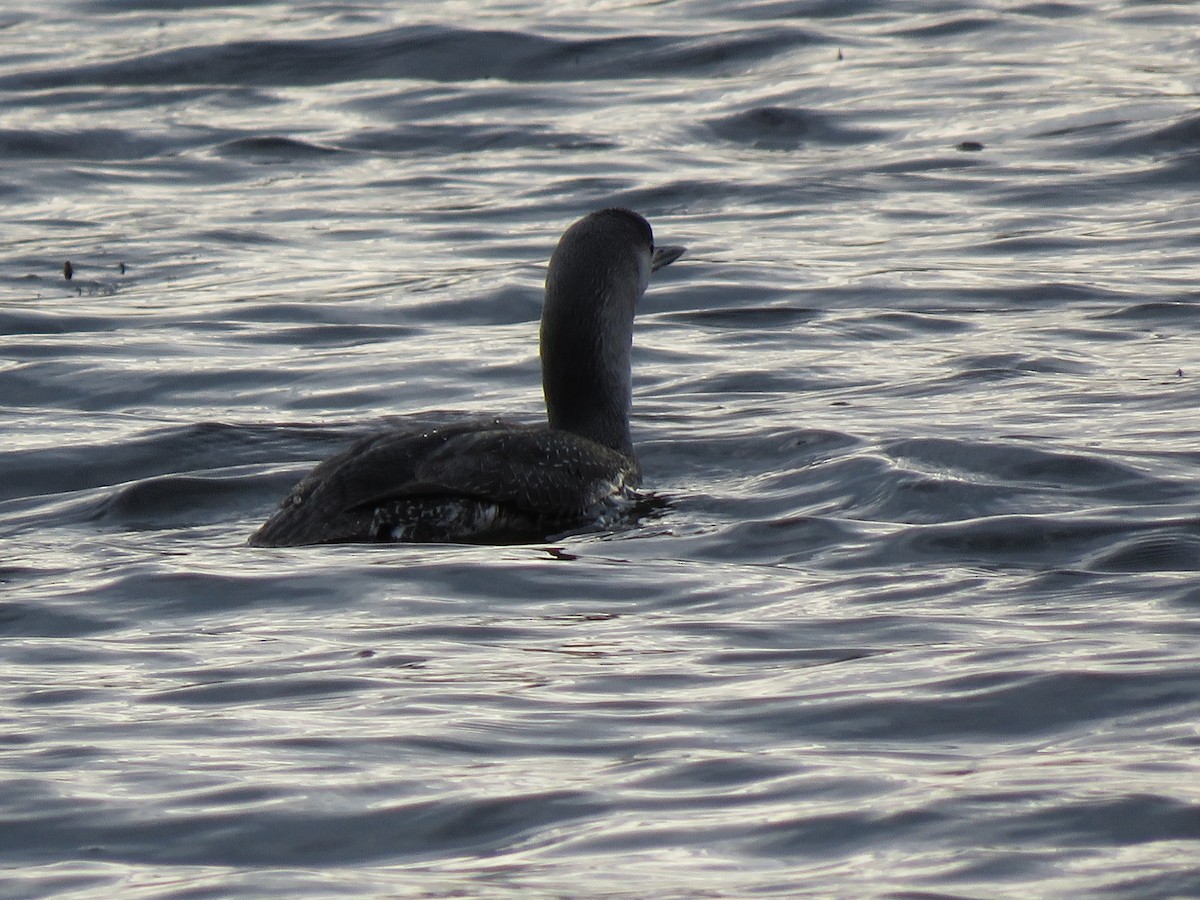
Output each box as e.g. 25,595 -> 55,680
3,1 -> 1200,896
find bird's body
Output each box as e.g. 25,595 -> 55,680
249,208 -> 684,547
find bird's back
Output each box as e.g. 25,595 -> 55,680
249,420 -> 640,546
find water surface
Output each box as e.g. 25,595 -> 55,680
2,1 -> 1200,896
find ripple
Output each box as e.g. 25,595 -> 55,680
1086,533 -> 1200,573
213,136 -> 340,161
0,24 -> 818,90
704,105 -> 886,150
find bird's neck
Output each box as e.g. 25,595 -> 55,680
540,286 -> 636,459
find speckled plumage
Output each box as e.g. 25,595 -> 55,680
250,421 -> 639,545
250,209 -> 684,546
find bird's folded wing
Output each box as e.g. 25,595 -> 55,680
350,428 -> 632,516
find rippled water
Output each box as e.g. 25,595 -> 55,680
3,1 -> 1200,896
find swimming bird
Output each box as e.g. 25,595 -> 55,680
249,208 -> 685,546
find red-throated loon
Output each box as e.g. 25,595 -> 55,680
249,208 -> 685,546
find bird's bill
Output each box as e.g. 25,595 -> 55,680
651,245 -> 686,272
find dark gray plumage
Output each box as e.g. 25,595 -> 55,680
249,208 -> 685,546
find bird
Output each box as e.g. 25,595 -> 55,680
249,208 -> 685,546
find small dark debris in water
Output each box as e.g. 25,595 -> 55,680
356,649 -> 375,658
837,48 -> 844,61
830,400 -> 850,407
63,261 -> 73,280
1177,369 -> 1184,377
957,141 -> 985,152
118,261 -> 127,274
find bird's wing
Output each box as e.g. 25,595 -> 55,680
396,427 -> 636,516
262,422 -> 633,529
